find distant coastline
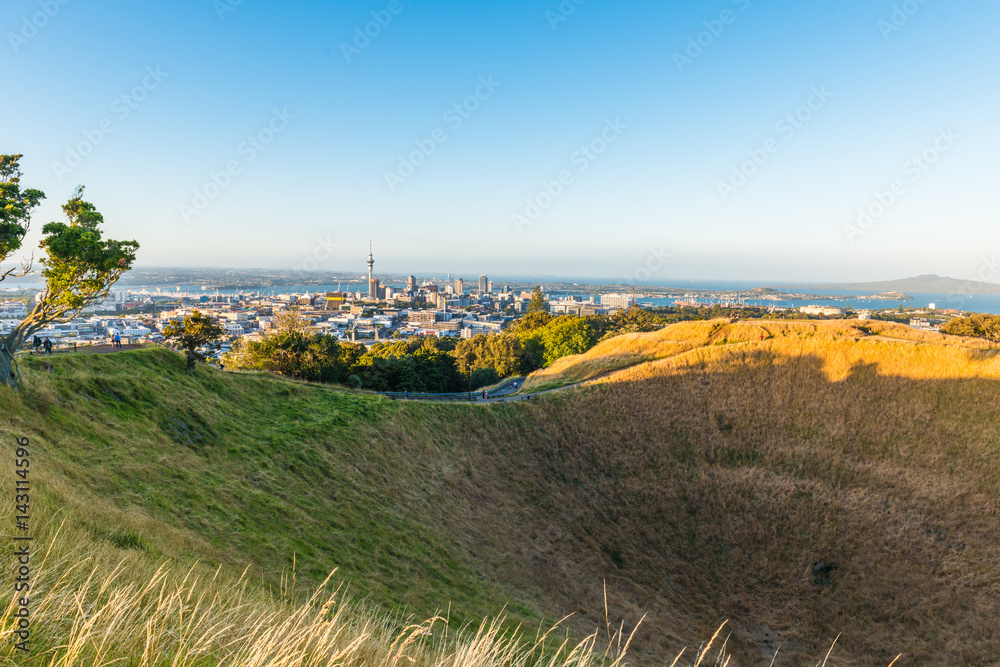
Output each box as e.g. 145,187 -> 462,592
776,274 -> 1000,296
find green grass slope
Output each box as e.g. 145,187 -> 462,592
4,322 -> 1000,665
1,348 -> 543,631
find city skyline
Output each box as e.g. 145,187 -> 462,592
4,0 -> 998,282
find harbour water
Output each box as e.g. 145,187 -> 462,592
7,280 -> 1000,314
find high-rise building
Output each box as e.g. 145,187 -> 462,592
454,278 -> 464,295
487,280 -> 494,294
407,275 -> 417,293
479,275 -> 488,294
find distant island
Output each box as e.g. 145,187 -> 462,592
779,274 -> 1000,295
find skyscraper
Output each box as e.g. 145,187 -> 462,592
454,277 -> 464,295
407,275 -> 417,293
479,275 -> 488,294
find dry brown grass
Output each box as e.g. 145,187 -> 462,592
444,320 -> 1000,664
519,321 -> 720,392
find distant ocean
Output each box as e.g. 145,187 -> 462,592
6,280 -> 1000,315
633,291 -> 1000,315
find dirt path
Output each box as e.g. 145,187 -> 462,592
20,343 -> 146,356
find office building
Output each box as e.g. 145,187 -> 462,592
600,294 -> 637,309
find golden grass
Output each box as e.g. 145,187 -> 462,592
519,321 -> 720,392
464,320 -> 1000,663
598,319 -> 1000,386
0,505 -> 643,667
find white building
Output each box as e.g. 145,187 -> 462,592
108,324 -> 152,337
600,294 -> 637,309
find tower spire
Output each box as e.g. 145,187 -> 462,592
367,237 -> 374,281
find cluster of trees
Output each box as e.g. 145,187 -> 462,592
222,313 -> 466,392
216,303 -> 671,393
941,314 -> 1000,342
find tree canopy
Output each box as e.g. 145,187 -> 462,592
941,314 -> 1000,343
1,155 -> 139,389
0,154 -> 46,281
526,286 -> 548,314
163,310 -> 226,371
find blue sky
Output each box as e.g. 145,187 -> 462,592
3,0 -> 998,282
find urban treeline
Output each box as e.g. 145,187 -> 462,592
940,313 -> 1000,343
220,300 -> 669,392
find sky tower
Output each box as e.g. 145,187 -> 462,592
367,239 -> 379,299
367,238 -> 374,283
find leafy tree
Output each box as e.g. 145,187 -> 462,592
537,316 -> 596,366
526,285 -> 548,314
350,338 -> 463,392
454,333 -> 529,377
506,311 -> 552,336
1,160 -> 138,389
163,310 -> 226,372
470,367 -> 500,390
941,314 -> 1000,342
520,335 -> 547,371
224,311 -> 352,382
0,154 -> 45,284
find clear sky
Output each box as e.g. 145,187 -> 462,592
3,0 -> 998,282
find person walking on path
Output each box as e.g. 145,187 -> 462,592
113,332 -> 122,348
43,338 -> 53,355
32,336 -> 41,353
